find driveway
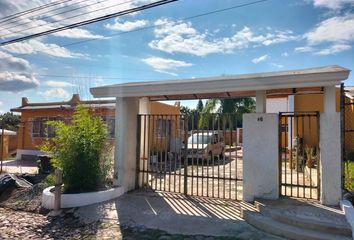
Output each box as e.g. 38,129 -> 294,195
77,190 -> 281,239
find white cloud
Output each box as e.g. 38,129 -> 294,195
295,46 -> 314,53
39,88 -> 70,100
305,14 -> 354,45
0,51 -> 39,92
311,0 -> 354,9
315,43 -> 352,55
281,52 -> 289,57
149,19 -> 299,56
105,19 -> 148,31
270,63 -> 284,68
142,56 -> 193,75
45,81 -> 75,88
2,39 -> 87,58
53,28 -> 107,39
252,54 -> 268,63
297,13 -> 354,55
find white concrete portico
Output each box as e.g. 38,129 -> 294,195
90,65 -> 350,205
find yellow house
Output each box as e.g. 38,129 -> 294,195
266,87 -> 354,151
11,94 -> 180,160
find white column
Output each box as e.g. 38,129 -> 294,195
243,113 -> 279,202
320,85 -> 341,205
256,90 -> 266,113
114,97 -> 139,192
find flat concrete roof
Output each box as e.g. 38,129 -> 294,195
90,65 -> 350,100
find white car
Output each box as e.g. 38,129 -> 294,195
185,132 -> 225,161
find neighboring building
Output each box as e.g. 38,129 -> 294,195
0,129 -> 17,158
266,87 -> 354,151
11,94 -> 180,160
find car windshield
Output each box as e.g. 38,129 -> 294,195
188,134 -> 211,144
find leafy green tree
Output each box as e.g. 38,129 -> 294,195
196,100 -> 204,113
41,106 -> 112,193
198,98 -> 255,128
0,112 -> 20,131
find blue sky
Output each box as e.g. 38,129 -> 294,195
0,0 -> 353,113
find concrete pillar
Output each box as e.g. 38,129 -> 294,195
243,113 -> 279,202
256,90 -> 266,113
113,97 -> 139,192
320,85 -> 341,205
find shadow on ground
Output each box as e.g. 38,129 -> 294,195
77,190 -> 281,239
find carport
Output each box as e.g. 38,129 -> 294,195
90,65 -> 350,205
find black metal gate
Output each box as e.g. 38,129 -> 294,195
279,112 -> 320,200
136,114 -> 243,200
341,84 -> 354,192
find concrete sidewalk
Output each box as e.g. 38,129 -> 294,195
77,190 -> 282,239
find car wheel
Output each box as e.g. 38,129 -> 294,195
219,148 -> 225,159
209,151 -> 213,162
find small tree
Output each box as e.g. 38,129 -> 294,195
41,106 -> 112,193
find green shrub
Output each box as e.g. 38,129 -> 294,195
44,174 -> 56,186
41,106 -> 112,193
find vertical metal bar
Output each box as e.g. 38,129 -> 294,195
340,83 -> 345,192
153,115 -> 158,190
183,116 -> 188,195
317,112 -> 321,200
206,113 -> 210,197
289,115 -> 294,197
191,113 -> 195,196
179,116 -> 182,193
223,115 -> 226,199
296,114 -> 299,198
212,115 -> 215,198
196,114 -> 199,196
229,114 -> 232,199
142,115 -> 147,187
309,115 -> 312,199
174,115 -> 177,193
201,114 -> 204,197
217,114 -> 220,198
147,115 -> 151,189
302,115 -> 305,198
235,114 -> 238,200
135,115 -> 141,189
164,116 -> 168,192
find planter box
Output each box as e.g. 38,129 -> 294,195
42,186 -> 124,209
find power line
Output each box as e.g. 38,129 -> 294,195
0,0 -> 93,28
0,0 -> 269,60
0,0 -> 129,36
0,0 -> 74,25
0,0 -> 177,46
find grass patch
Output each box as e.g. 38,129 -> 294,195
344,161 -> 354,191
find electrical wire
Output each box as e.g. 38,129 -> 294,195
0,0 -> 269,60
0,0 -> 177,46
0,0 -> 74,25
0,0 -> 127,34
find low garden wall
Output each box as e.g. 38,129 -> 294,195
42,186 -> 124,209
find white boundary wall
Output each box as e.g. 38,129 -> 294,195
243,113 -> 279,202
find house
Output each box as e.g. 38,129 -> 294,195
11,94 -> 180,160
0,129 -> 17,158
266,87 -> 354,151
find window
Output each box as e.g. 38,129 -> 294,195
156,119 -> 171,137
32,117 -> 62,138
102,116 -> 115,138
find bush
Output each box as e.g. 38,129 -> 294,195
346,150 -> 354,162
41,106 -> 112,193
